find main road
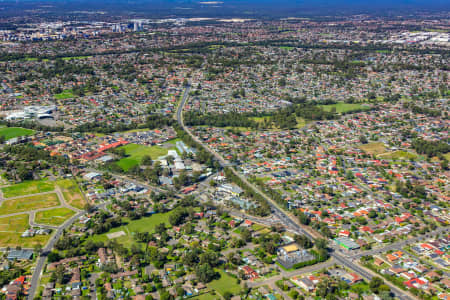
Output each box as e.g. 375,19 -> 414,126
176,83 -> 417,300
27,201 -> 108,300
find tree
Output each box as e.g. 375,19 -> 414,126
141,155 -> 152,166
223,291 -> 233,300
55,264 -> 66,284
359,135 -> 368,144
47,251 -> 60,263
240,228 -> 252,242
195,264 -> 216,283
369,276 -> 384,293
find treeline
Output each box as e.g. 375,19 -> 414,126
184,101 -> 336,131
184,111 -> 258,128
412,138 -> 450,157
174,124 -> 219,169
74,114 -> 174,134
252,178 -> 289,210
2,143 -> 70,181
224,167 -> 271,217
407,104 -> 441,117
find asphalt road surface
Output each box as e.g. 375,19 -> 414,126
176,82 -> 418,300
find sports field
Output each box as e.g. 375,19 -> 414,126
117,143 -> 169,171
1,179 -> 55,198
320,102 -> 369,113
35,207 -> 76,226
0,127 -> 35,140
56,179 -> 86,209
0,193 -> 60,215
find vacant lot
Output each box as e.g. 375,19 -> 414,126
1,180 -> 55,198
117,143 -> 169,171
89,211 -> 174,248
0,127 -> 35,140
208,270 -> 241,297
35,207 -> 76,226
378,150 -> 418,160
56,179 -> 86,209
0,193 -> 60,215
0,214 -> 50,247
359,142 -> 387,155
54,90 -> 75,99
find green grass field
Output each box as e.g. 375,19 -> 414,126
359,142 -> 387,156
117,143 -> 169,171
88,211 -> 174,248
191,292 -> 219,300
208,270 -> 242,297
320,102 -> 369,113
61,56 -> 92,60
0,193 -> 60,215
35,207 -> 76,226
250,116 -> 306,129
54,90 -> 75,99
1,179 -> 55,198
378,150 -> 417,160
56,179 -> 86,209
0,127 -> 35,140
0,214 -> 50,247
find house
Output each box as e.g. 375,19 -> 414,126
7,249 -> 33,260
83,172 -> 102,181
241,266 -> 259,280
296,277 -> 315,291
